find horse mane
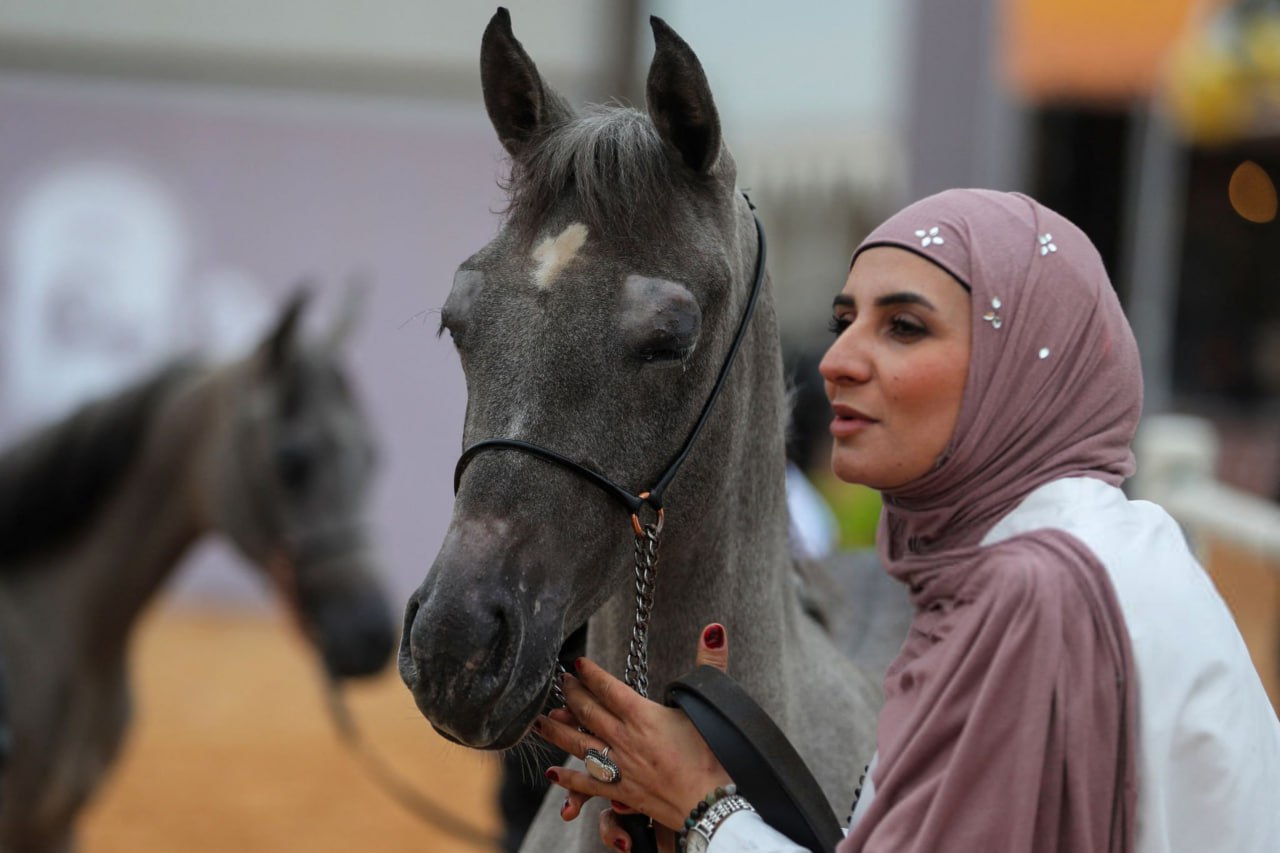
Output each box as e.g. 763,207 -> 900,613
0,361 -> 199,567
503,105 -> 681,240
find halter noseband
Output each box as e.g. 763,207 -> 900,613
452,200 -> 767,530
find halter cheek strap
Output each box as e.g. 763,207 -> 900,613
452,203 -> 767,527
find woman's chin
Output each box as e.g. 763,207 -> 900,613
832,460 -> 903,493
830,451 -> 876,488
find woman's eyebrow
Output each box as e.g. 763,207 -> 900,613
876,291 -> 937,310
831,292 -> 938,311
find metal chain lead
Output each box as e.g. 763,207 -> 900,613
623,522 -> 661,699
542,522 -> 661,712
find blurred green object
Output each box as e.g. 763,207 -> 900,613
1165,0 -> 1280,143
812,472 -> 882,549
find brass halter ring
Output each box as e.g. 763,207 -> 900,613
630,491 -> 666,538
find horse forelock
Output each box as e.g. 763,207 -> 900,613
0,361 -> 199,568
503,105 -> 681,241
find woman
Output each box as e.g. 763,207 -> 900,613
535,189 -> 1280,852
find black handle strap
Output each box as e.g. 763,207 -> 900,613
666,666 -> 844,853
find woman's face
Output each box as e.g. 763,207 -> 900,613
819,246 -> 972,490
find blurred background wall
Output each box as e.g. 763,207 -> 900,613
0,0 -> 1275,849
0,2 -> 910,848
0,0 -> 912,610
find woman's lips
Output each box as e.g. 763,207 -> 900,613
829,404 -> 878,438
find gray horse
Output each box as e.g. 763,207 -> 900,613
0,290 -> 393,852
400,10 -> 899,851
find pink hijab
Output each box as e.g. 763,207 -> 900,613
838,190 -> 1140,852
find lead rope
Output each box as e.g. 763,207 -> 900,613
323,679 -> 502,849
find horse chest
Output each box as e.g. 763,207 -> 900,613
0,584 -> 131,846
4,675 -> 128,848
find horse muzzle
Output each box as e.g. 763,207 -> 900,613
265,544 -> 395,679
311,586 -> 395,679
397,569 -> 557,749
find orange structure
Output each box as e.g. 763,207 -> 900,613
1003,0 -> 1226,101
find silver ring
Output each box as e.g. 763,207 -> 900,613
584,746 -> 621,784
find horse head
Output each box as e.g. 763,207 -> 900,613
400,8 -> 770,749
210,287 -> 393,679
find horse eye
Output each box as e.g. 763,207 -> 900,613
636,335 -> 691,364
620,275 -> 701,367
630,321 -> 698,367
276,441 -> 312,491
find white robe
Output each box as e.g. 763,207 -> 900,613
708,477 -> 1280,852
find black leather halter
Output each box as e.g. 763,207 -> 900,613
452,204 -> 767,529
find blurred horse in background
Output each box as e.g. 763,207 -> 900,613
0,289 -> 394,852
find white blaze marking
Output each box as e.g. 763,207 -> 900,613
531,223 -> 588,289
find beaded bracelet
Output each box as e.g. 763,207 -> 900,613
845,762 -> 871,824
677,783 -> 737,850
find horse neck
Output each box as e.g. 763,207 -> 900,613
590,267 -> 796,699
73,367 -> 223,654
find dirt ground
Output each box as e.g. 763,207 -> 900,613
80,606 -> 503,853
1204,537 -> 1280,709
71,542 -> 1280,852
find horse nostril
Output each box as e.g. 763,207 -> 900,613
491,604 -> 510,655
402,595 -> 420,641
398,597 -> 420,662
408,592 -> 445,672
470,602 -> 515,690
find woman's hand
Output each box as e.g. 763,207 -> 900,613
536,623 -> 732,846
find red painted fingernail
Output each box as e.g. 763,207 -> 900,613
614,839 -> 628,851
703,624 -> 725,649
574,657 -> 585,673
545,768 -> 559,783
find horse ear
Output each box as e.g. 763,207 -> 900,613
326,274 -> 369,351
261,285 -> 311,370
480,7 -> 574,160
646,16 -> 723,175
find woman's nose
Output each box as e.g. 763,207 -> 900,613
819,329 -> 872,385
